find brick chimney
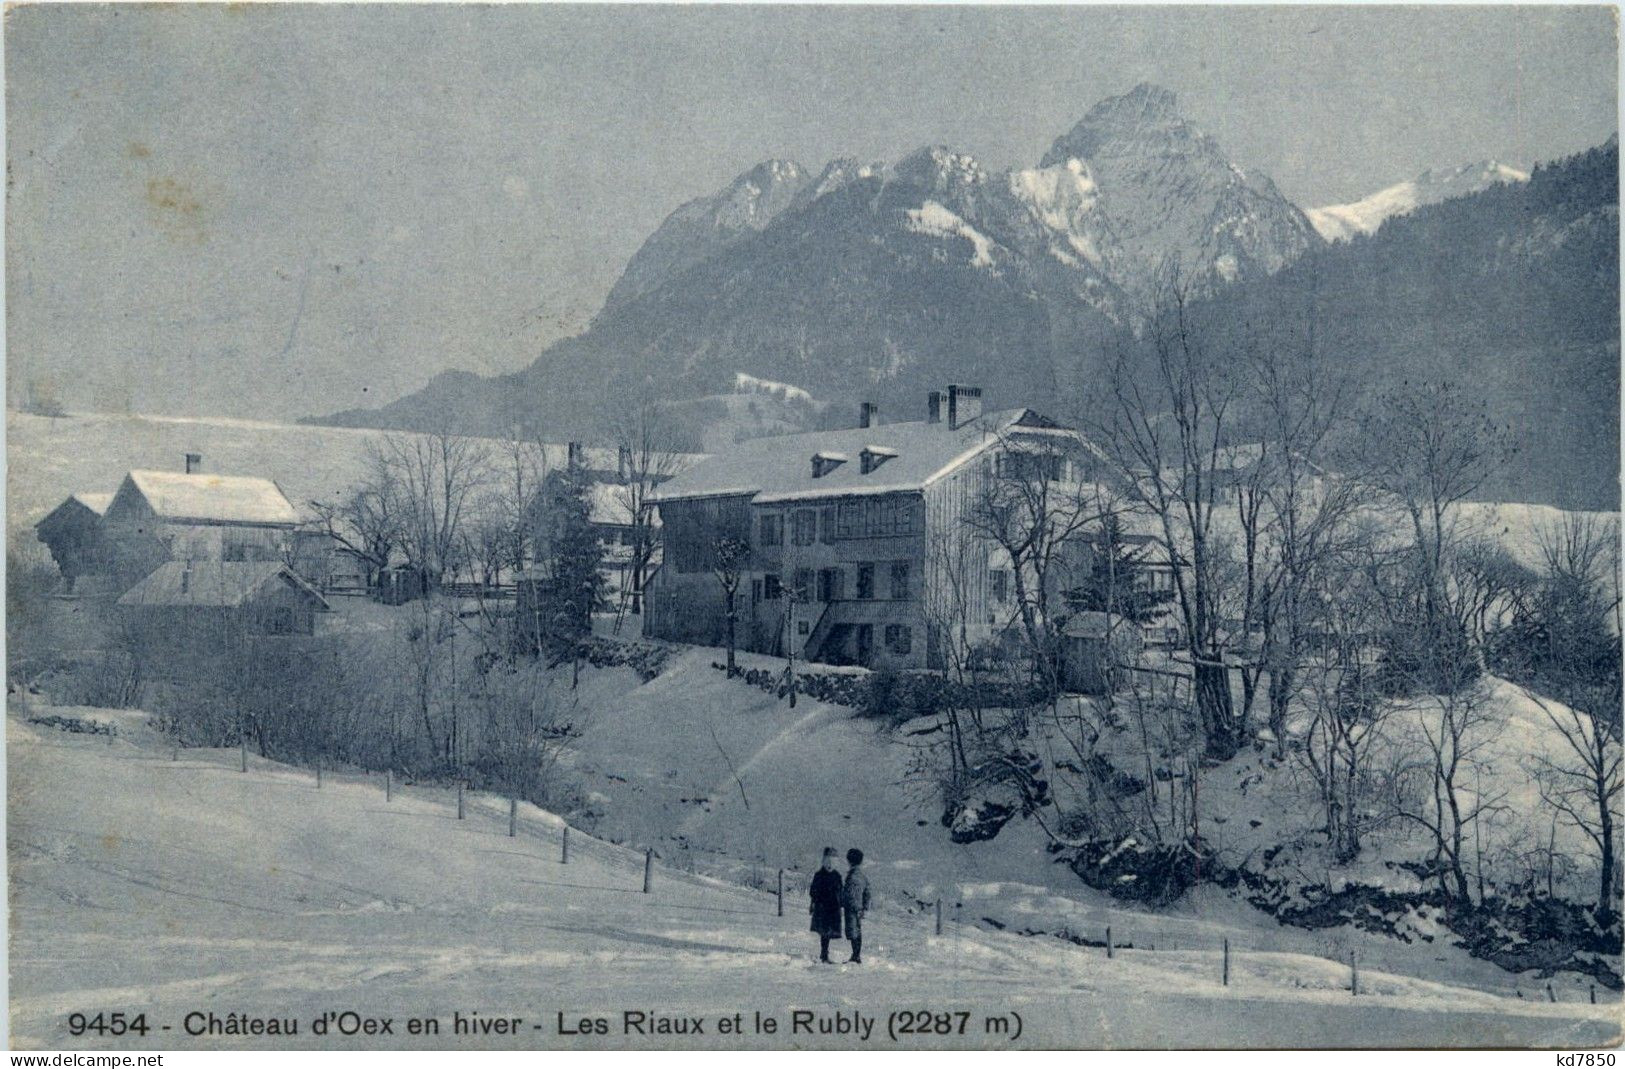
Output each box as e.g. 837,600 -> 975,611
859,401 -> 879,429
927,391 -> 943,424
184,452 -> 202,474
946,384 -> 982,430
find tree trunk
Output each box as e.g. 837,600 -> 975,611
1267,666 -> 1293,758
1599,785 -> 1616,922
725,595 -> 737,677
1195,662 -> 1237,759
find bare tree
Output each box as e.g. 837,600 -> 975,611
1090,275 -> 1246,758
714,535 -> 751,677
1510,513 -> 1623,918
1294,538 -> 1397,861
373,427 -> 493,586
309,451 -> 400,592
1390,661 -> 1509,903
1358,382 -> 1508,691
962,428 -> 1103,701
1245,341 -> 1364,756
610,405 -> 685,630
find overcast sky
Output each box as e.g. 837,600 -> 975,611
6,5 -> 1617,421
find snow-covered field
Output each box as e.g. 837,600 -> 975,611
9,687 -> 1618,1050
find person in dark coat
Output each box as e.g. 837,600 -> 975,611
842,848 -> 871,963
808,847 -> 844,963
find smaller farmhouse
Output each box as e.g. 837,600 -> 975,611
117,560 -> 330,660
100,466 -> 301,587
34,492 -> 114,593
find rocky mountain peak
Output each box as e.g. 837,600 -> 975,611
1040,82 -> 1202,169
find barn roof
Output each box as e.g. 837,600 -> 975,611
35,492 -> 114,529
117,560 -> 329,610
650,409 -> 1067,505
121,470 -> 300,527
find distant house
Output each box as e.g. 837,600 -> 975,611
118,559 -> 329,650
643,385 -> 1097,670
1058,612 -> 1144,695
116,560 -> 331,681
34,492 -> 114,593
524,442 -> 673,617
99,464 -> 301,587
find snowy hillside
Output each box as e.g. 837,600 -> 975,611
1306,160 -> 1530,242
9,693 -> 1618,1050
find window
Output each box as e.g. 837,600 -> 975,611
797,619 -> 811,636
998,452 -> 1066,483
759,513 -> 782,547
793,568 -> 814,602
792,509 -> 817,546
820,506 -> 836,544
989,569 -> 1009,603
832,496 -> 919,539
763,573 -> 783,600
889,561 -> 910,600
263,606 -> 298,635
884,624 -> 913,655
856,563 -> 875,600
751,579 -> 762,603
817,567 -> 844,603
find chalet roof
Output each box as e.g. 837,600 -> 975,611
585,483 -> 644,528
35,492 -> 114,529
117,560 -> 330,610
120,470 -> 300,527
650,409 -> 1065,505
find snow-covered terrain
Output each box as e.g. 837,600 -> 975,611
9,693 -> 1617,1050
1306,160 -> 1529,242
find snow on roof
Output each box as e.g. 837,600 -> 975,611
585,482 -> 645,528
651,409 -> 1051,505
72,492 -> 114,515
117,560 -> 329,610
123,470 -> 300,527
36,492 -> 114,529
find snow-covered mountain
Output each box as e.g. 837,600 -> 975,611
603,158 -> 813,310
318,84 -> 1325,440
1036,82 -> 1320,290
603,84 -> 1319,319
1306,160 -> 1530,242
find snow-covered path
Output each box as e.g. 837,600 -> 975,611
8,705 -> 1618,1050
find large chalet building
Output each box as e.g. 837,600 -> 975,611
642,385 -> 1097,670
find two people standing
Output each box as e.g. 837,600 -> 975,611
809,847 -> 871,964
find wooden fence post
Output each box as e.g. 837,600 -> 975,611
776,869 -> 784,916
1106,926 -> 1113,959
562,826 -> 571,864
239,737 -> 247,773
1547,983 -> 1557,1003
457,783 -> 465,820
1350,951 -> 1359,996
643,849 -> 653,893
316,762 -> 322,789
386,769 -> 393,801
1223,938 -> 1230,986
936,899 -> 943,936
1591,984 -> 1597,1004
508,797 -> 517,837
